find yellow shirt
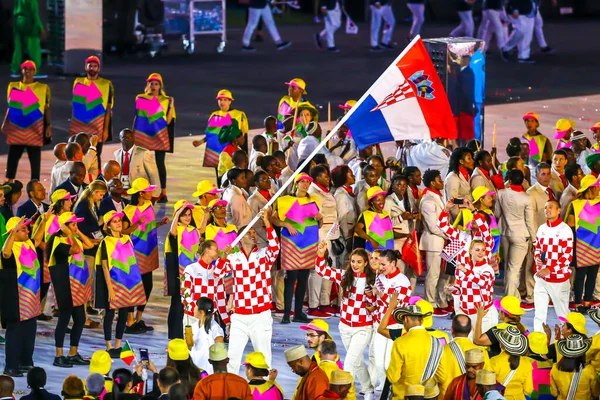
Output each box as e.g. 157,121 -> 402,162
318,360 -> 356,400
489,352 -> 533,400
587,333 -> 600,372
192,205 -> 205,228
435,337 -> 490,398
387,326 -> 436,400
550,364 -> 600,400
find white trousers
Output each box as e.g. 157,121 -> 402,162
424,251 -> 449,308
450,10 -> 474,37
533,277 -> 570,333
227,310 -> 273,375
319,3 -> 342,48
456,306 -> 499,339
339,322 -> 374,394
503,15 -> 535,60
370,327 -> 394,389
407,3 -> 425,38
478,9 -> 507,51
370,5 -> 395,47
534,10 -> 548,49
242,5 -> 282,46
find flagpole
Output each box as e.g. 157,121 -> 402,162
230,36 -> 423,247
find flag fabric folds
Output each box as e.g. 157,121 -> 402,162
345,36 -> 457,149
120,341 -> 135,366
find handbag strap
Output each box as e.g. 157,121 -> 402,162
449,341 -> 467,375
566,366 -> 583,400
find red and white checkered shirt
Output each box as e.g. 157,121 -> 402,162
216,227 -> 279,314
449,260 -> 495,315
373,269 -> 412,323
534,219 -> 573,283
182,259 -> 230,325
315,256 -> 374,327
438,210 -> 495,265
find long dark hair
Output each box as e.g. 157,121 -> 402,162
387,174 -> 411,211
449,147 -> 474,174
508,354 -> 521,370
166,356 -> 202,397
557,355 -> 586,372
196,297 -> 215,334
27,367 -> 47,400
340,248 -> 375,297
44,230 -> 67,262
112,368 -> 133,400
379,249 -> 401,265
51,199 -> 68,215
130,192 -> 140,206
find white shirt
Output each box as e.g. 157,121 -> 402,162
190,319 -> 224,374
112,198 -> 124,213
249,150 -> 265,173
223,185 -> 252,227
330,135 -> 358,163
50,160 -> 71,195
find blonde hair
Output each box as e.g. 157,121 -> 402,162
469,239 -> 486,255
74,180 -> 107,219
144,80 -> 166,97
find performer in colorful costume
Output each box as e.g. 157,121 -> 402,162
95,210 -> 146,357
2,60 -> 51,182
216,120 -> 245,184
0,217 -> 42,377
244,352 -> 284,400
69,56 -> 114,165
353,186 -> 394,253
132,73 -> 176,203
554,118 -> 576,150
521,111 -> 552,170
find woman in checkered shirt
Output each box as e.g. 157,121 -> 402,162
315,241 -> 377,398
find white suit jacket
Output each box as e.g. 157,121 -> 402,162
113,145 -> 161,197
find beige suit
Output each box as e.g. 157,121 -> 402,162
113,145 -> 160,197
497,187 -> 536,300
559,184 -> 578,220
354,180 -> 371,214
549,168 -> 566,201
470,167 -> 495,192
444,171 -> 472,219
419,190 -> 449,308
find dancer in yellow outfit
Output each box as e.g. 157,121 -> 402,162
489,326 -> 533,399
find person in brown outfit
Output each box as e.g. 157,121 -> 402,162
286,345 -> 330,400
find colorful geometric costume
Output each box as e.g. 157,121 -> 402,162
48,236 -> 92,308
123,203 -> 159,275
277,195 -> 320,271
522,131 -> 551,167
164,225 -> 200,296
203,109 -> 248,168
69,77 -> 114,141
133,93 -> 176,152
205,223 -> 237,294
248,380 -> 284,400
4,81 -> 50,146
571,199 -> 600,267
356,210 -> 394,253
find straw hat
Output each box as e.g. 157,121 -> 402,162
556,334 -> 591,358
497,326 -> 528,356
527,332 -> 549,355
392,304 -> 432,326
589,307 -> 600,325
465,348 -> 485,364
330,370 -> 353,385
476,370 -> 496,385
284,345 -> 308,363
208,343 -> 228,361
559,312 -> 588,335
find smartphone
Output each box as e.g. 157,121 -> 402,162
540,252 -> 547,263
454,198 -> 464,205
139,348 -> 149,367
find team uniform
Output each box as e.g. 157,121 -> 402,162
450,0 -> 474,38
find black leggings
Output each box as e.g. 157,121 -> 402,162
4,317 -> 37,370
155,151 -> 167,189
104,307 -> 132,341
55,305 -> 85,348
136,272 -> 153,312
96,142 -> 104,170
283,269 -> 310,315
168,294 -> 184,340
6,145 -> 41,180
574,264 -> 600,304
40,282 -> 50,305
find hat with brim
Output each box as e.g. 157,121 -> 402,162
168,339 -> 190,361
20,60 -> 36,71
209,343 -> 228,361
338,100 -> 357,110
556,334 -> 591,358
243,351 -> 270,370
578,175 -> 600,193
472,186 -> 496,204
570,130 -> 587,142
89,350 -> 112,375
85,56 -> 101,65
559,312 -> 588,335
173,200 -> 194,213
522,112 -> 540,123
416,299 -> 434,328
126,177 -> 157,195
216,89 -> 234,101
4,217 -> 33,235
497,326 -> 528,356
208,199 -> 227,209
589,307 -> 600,325
300,319 -> 331,339
51,189 -> 77,205
526,332 -> 549,355
103,211 -> 124,225
494,295 -> 526,316
367,186 -> 386,202
58,212 -> 85,226
590,122 -> 600,132
554,119 -> 576,138
146,73 -> 163,84
392,304 -> 432,324
192,180 -> 223,197
586,153 -> 600,170
285,78 -> 307,95
294,173 -> 313,184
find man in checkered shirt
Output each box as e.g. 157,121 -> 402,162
216,209 -> 279,375
532,199 -> 573,332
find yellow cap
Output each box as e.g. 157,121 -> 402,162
590,122 -> 600,132
216,89 -> 234,101
4,217 -> 33,235
192,180 -> 223,197
146,73 -> 163,85
51,189 -> 77,205
103,210 -> 124,225
243,352 -> 270,370
168,338 -> 190,361
208,198 -> 227,209
300,319 -> 331,339
339,100 -> 357,110
522,111 -> 540,123
58,212 -> 84,226
173,200 -> 194,213
555,118 -> 576,132
406,385 -> 425,396
423,378 -> 440,399
578,175 -> 600,193
126,178 -> 157,195
285,78 -> 307,94
20,60 -> 37,71
472,186 -> 495,204
294,173 -> 313,184
527,332 -> 549,355
330,370 -> 353,385
89,350 -> 112,375
366,186 -> 386,201
559,312 -> 588,335
476,370 -> 496,385
494,295 -> 525,316
416,299 -> 434,328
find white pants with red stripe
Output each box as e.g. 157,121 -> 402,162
533,277 -> 570,332
227,310 -> 273,375
339,322 -> 374,394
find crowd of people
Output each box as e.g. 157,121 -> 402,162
3,54 -> 600,400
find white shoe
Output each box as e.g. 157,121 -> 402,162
363,392 -> 374,400
375,383 -> 385,392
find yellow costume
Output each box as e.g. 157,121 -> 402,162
489,351 -> 533,400
434,338 -> 490,397
318,360 -> 356,400
550,364 -> 600,399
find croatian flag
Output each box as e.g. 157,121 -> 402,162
345,36 -> 457,149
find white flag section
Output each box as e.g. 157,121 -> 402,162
231,36 -> 455,245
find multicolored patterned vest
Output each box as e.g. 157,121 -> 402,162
5,81 -> 49,146
205,223 -> 238,294
522,131 -> 549,167
164,225 -> 200,295
572,199 -> 600,268
95,235 -> 146,310
277,195 -> 320,271
123,202 -> 159,274
248,380 -> 285,400
13,240 -> 42,321
133,93 -> 175,151
69,77 -> 113,140
203,109 -> 247,167
361,210 -> 394,253
276,96 -> 317,125
41,214 -> 61,283
49,236 -> 92,307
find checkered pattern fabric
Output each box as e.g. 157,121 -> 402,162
454,261 -> 495,315
181,260 -> 230,325
315,256 -> 374,327
370,81 -> 416,112
534,220 -> 573,283
438,210 -> 495,265
216,227 -> 279,313
373,270 -> 412,323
